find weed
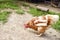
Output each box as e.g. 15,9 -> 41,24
16,9 -> 24,14
0,11 -> 11,23
22,2 -> 30,7
52,20 -> 60,30
0,2 -> 19,9
29,7 -> 44,16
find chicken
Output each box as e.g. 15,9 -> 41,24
24,14 -> 59,36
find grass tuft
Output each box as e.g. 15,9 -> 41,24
16,9 -> 24,14
52,20 -> 60,30
29,7 -> 44,16
0,2 -> 19,9
22,2 -> 30,7
0,2 -> 25,14
0,11 -> 11,23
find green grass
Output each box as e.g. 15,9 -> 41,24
16,9 -> 24,14
52,20 -> 60,30
0,0 -> 15,1
0,11 -> 11,23
29,7 -> 46,16
0,2 -> 25,14
22,2 -> 30,7
29,7 -> 60,17
29,7 -> 56,16
0,2 -> 19,9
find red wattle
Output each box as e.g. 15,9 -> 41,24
24,24 -> 29,28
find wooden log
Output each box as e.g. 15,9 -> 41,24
36,6 -> 49,12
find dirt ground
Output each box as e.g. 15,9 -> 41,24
0,10 -> 60,40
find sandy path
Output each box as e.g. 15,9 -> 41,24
0,12 -> 60,40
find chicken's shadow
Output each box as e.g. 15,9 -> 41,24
27,30 -> 58,40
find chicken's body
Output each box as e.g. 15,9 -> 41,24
24,14 -> 59,36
